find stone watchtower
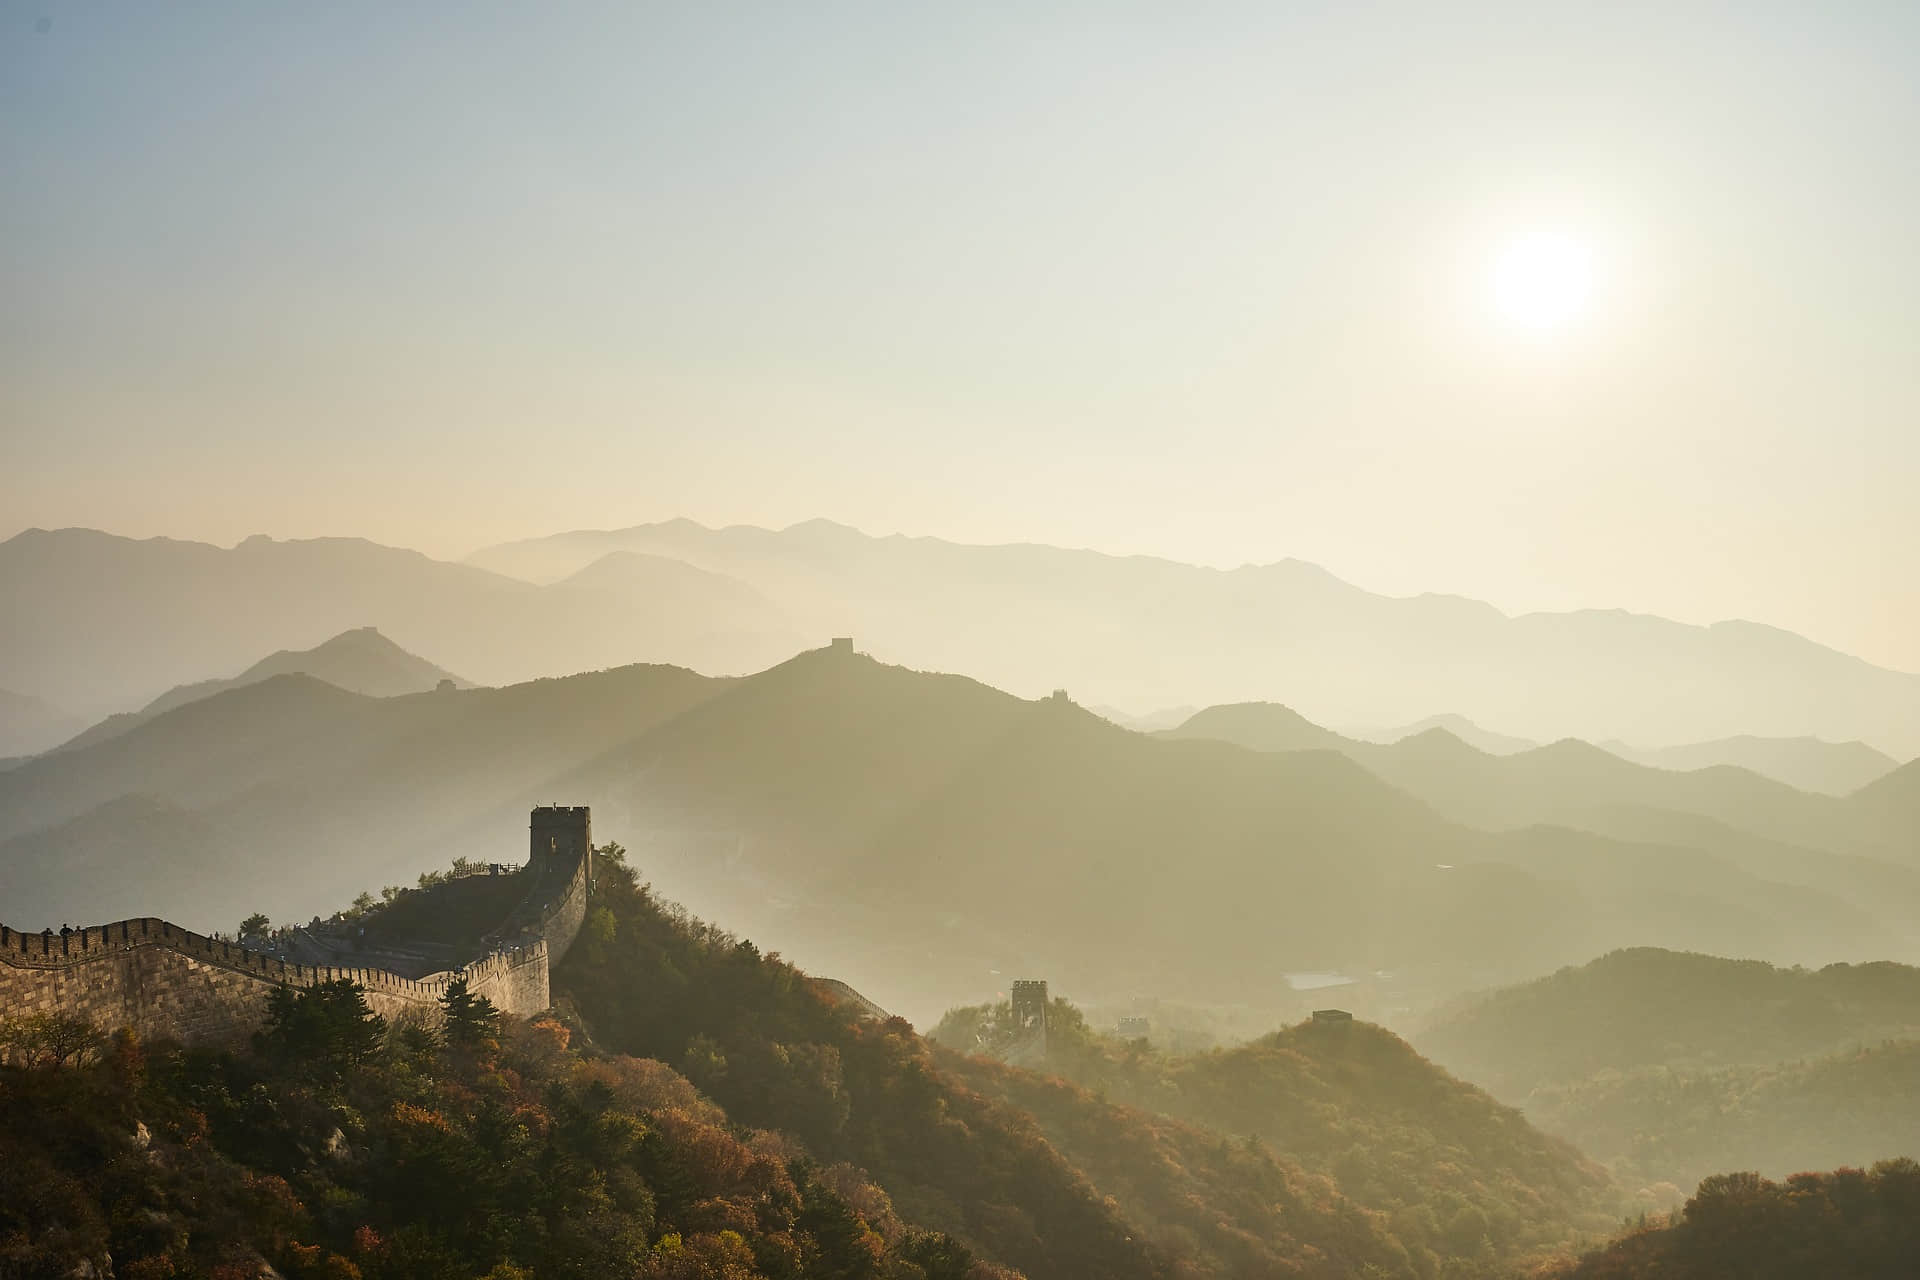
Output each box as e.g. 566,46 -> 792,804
531,806 -> 592,870
1010,979 -> 1049,1056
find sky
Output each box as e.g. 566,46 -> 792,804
4,1 -> 1917,671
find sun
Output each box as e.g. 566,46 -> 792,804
1488,230 -> 1596,336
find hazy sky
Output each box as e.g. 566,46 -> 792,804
5,2 -> 1917,670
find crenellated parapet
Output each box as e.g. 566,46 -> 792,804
0,807 -> 592,1046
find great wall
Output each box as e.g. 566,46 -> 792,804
0,806 -> 594,1046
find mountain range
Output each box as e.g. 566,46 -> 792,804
0,527 -> 801,738
466,518 -> 1920,757
1337,715 -> 1898,796
4,640 -> 1917,1028
1412,947 -> 1920,1102
1163,702 -> 1919,897
48,626 -> 468,755
1410,948 -> 1920,1191
7,521 -> 1920,760
1597,734 -> 1899,797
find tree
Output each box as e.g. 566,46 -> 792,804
0,1012 -> 104,1068
440,975 -> 500,1052
239,912 -> 271,941
259,979 -> 387,1079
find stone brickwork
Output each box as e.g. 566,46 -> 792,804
0,808 -> 593,1046
538,835 -> 592,963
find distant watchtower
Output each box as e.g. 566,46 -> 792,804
531,806 -> 592,868
829,636 -> 854,654
1010,979 -> 1049,1056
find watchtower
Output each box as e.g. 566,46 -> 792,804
1010,979 -> 1049,1055
530,806 -> 592,867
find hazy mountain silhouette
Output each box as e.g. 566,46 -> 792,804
1599,734 -> 1901,796
1852,757 -> 1920,836
1163,703 -> 1911,864
4,645 -> 1914,1027
1346,712 -> 1541,755
0,664 -> 729,926
467,518 -> 1920,756
1413,947 -> 1920,1102
12,522 -> 1918,758
1527,1040 -> 1920,1192
1411,948 -> 1920,1194
51,626 -> 468,754
0,686 -> 87,759
0,528 -> 800,718
1165,704 -> 1920,962
1089,703 -> 1198,731
1167,701 -> 1351,753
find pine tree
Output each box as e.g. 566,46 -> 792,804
440,975 -> 500,1052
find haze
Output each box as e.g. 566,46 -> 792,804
5,2 -> 1918,671
9,9 -> 1920,1276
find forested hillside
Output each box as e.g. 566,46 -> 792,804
1546,1163 -> 1920,1279
1,974 -> 1002,1279
1408,948 -> 1920,1199
3,849 -> 1643,1277
1414,948 -> 1920,1101
1527,1041 -> 1920,1192
932,999 -> 1622,1272
554,853 -> 1451,1278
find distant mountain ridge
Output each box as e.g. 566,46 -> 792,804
51,626 -> 468,754
465,518 -> 1920,757
1412,947 -> 1920,1101
0,686 -> 87,759
1161,700 -> 1920,971
1599,734 -> 1898,796
1162,701 -> 1903,851
7,522 -> 1917,755
1409,947 -> 1920,1192
4,643 -> 1917,1029
0,527 -> 802,718
1335,714 -> 1900,793
1347,712 -> 1542,756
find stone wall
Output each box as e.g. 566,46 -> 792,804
539,843 -> 592,963
0,815 -> 591,1046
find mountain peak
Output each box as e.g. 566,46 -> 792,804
1392,725 -> 1486,758
1163,701 -> 1343,754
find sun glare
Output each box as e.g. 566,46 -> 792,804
1489,230 -> 1596,336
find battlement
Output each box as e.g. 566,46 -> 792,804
0,919 -> 543,994
0,807 -> 594,1047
